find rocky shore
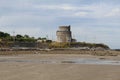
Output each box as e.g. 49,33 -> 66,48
0,50 -> 119,56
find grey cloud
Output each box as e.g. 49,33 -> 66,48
0,0 -> 120,48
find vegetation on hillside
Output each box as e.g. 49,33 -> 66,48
0,31 -> 37,42
0,31 -> 109,49
49,42 -> 109,49
0,31 -> 52,48
0,31 -> 52,42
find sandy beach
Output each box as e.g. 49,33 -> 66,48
0,51 -> 120,80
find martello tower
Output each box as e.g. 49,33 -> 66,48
56,25 -> 72,42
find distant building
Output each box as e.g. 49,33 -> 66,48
56,25 -> 76,43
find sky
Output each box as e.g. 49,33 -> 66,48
0,0 -> 120,49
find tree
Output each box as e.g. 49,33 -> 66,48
0,31 -> 5,38
24,35 -> 30,38
16,34 -> 23,38
0,31 -> 10,38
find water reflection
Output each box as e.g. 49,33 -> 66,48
0,57 -> 120,65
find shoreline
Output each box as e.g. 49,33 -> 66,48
0,50 -> 119,56
0,50 -> 120,80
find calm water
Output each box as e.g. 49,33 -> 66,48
0,56 -> 120,65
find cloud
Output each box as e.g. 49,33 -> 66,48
71,25 -> 120,48
105,8 -> 120,17
73,11 -> 89,17
1,0 -> 120,18
34,4 -> 78,11
0,0 -> 120,48
33,3 -> 120,18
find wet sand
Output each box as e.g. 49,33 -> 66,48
0,51 -> 120,80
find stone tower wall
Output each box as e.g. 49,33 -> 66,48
56,26 -> 72,42
59,26 -> 70,31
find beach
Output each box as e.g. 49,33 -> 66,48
0,50 -> 120,80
